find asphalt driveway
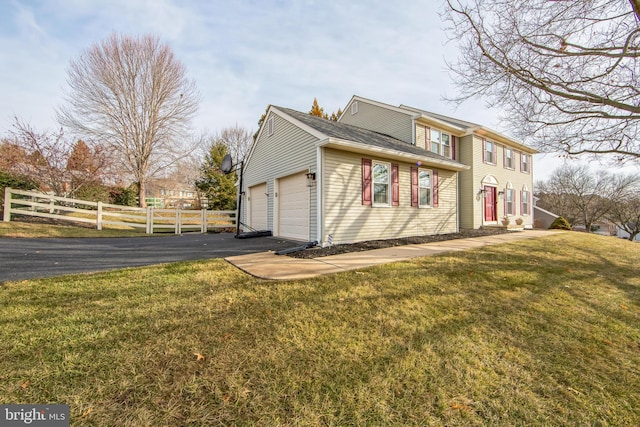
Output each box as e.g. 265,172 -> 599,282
0,233 -> 300,282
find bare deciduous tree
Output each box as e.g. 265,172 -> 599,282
444,0 -> 640,163
606,174 -> 640,240
536,164 -> 640,232
7,118 -> 108,197
57,33 -> 200,207
218,124 -> 254,163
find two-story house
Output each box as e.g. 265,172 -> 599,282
240,96 -> 536,246
339,96 -> 537,229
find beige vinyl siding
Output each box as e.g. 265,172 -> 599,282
339,100 -> 414,144
459,135 -> 535,229
243,111 -> 318,238
322,148 -> 458,244
415,125 -> 427,150
457,135 -> 476,229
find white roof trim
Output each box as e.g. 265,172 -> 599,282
341,95 -> 415,121
316,137 -> 470,172
465,126 -> 538,154
270,107 -> 327,139
534,205 -> 559,218
245,105 -> 328,169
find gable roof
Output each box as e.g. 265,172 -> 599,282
343,95 -> 538,154
273,106 -> 469,171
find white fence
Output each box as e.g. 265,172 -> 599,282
2,188 -> 236,234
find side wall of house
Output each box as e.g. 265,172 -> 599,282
339,100 -> 414,144
242,111 -> 318,239
321,148 -> 458,244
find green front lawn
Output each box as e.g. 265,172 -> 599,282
1,232 -> 638,425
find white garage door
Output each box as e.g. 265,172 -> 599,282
249,183 -> 268,231
278,173 -> 309,240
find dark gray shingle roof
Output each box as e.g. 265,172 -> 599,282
276,107 -> 458,163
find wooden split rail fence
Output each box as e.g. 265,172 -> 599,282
2,188 -> 236,234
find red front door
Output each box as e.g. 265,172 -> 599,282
484,186 -> 497,222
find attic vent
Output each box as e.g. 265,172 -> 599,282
267,117 -> 274,136
351,101 -> 358,115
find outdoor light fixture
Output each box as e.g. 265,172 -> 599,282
306,172 -> 316,187
498,190 -> 505,199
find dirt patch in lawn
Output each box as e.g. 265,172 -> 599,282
287,228 -> 513,259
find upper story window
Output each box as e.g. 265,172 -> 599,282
484,140 -> 497,165
373,161 -> 390,206
504,148 -> 514,169
430,129 -> 452,159
419,169 -> 432,207
521,153 -> 530,174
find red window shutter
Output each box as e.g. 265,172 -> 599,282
362,158 -> 372,205
411,167 -> 419,207
482,139 -> 487,163
520,190 -> 524,214
433,170 -> 439,207
391,163 -> 399,206
451,136 -> 456,160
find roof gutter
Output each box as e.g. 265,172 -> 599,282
465,126 -> 539,154
316,138 -> 470,172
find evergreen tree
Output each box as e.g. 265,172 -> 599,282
195,140 -> 237,210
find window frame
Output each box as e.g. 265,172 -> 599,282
372,161 -> 391,207
521,187 -> 531,215
428,128 -> 453,159
504,147 -> 514,170
418,168 -> 433,208
521,153 -> 530,174
505,188 -> 515,216
484,140 -> 497,165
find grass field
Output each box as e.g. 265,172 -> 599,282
0,232 -> 638,425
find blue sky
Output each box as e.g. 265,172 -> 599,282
0,0 -> 566,178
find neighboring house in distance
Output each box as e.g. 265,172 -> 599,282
241,105 -> 468,246
339,96 -> 538,230
617,224 -> 640,241
146,178 -> 198,209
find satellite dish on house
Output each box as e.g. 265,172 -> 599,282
221,154 -> 233,174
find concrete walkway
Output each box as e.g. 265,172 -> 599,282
225,230 -> 559,280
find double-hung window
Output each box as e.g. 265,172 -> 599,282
419,169 -> 432,207
506,188 -> 515,216
521,187 -> 531,215
441,134 -> 451,158
429,129 -> 453,159
484,140 -> 496,164
521,153 -> 530,173
430,130 -> 441,156
504,148 -> 514,169
372,162 -> 390,206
